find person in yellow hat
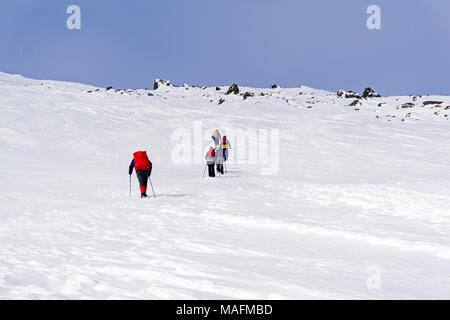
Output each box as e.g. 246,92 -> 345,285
222,135 -> 231,161
211,129 -> 224,174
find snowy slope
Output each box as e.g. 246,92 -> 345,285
1,72 -> 450,299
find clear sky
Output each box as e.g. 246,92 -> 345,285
1,0 -> 449,95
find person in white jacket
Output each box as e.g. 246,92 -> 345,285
212,129 -> 224,174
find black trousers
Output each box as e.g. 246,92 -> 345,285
216,164 -> 224,174
136,170 -> 149,189
207,164 -> 215,177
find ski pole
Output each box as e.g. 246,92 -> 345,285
148,177 -> 156,198
202,164 -> 207,177
129,174 -> 131,198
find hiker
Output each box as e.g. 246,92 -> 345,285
222,135 -> 231,161
205,147 -> 216,177
212,129 -> 224,174
129,151 -> 152,198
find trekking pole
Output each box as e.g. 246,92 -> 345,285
202,164 -> 207,177
148,177 -> 156,198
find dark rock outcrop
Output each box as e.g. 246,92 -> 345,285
243,92 -> 254,100
401,103 -> 415,108
337,90 -> 361,99
349,100 -> 361,107
153,79 -> 171,90
226,83 -> 239,95
362,87 -> 381,98
423,101 -> 443,105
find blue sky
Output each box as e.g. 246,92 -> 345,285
1,0 -> 449,95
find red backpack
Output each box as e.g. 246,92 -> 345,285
133,151 -> 150,171
208,148 -> 215,158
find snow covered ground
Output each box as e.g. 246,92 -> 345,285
1,72 -> 450,299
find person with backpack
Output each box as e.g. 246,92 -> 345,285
129,151 -> 152,198
222,135 -> 231,161
212,129 -> 224,174
205,146 -> 216,177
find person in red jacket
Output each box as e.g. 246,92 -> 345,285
129,151 -> 152,198
205,146 -> 216,177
